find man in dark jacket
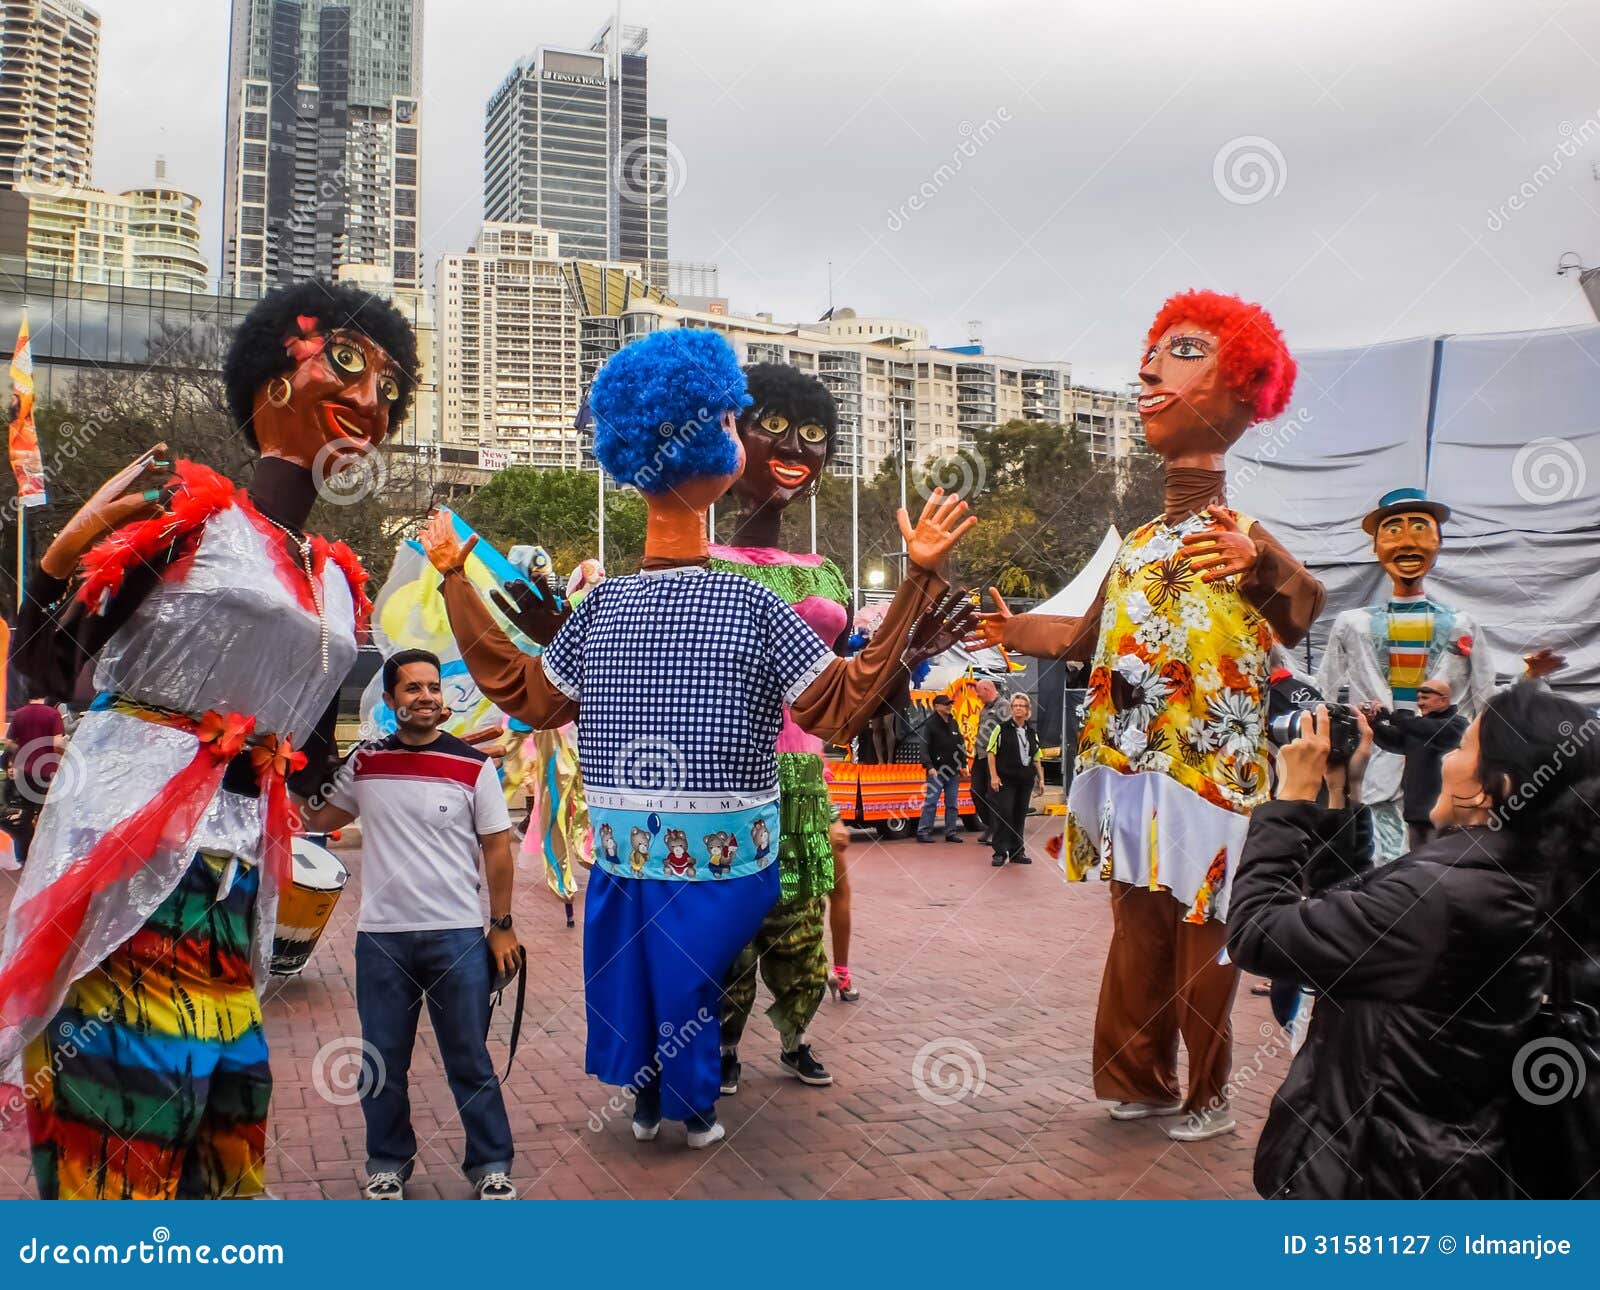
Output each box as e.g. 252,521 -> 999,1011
917,693 -> 967,843
1365,678 -> 1467,851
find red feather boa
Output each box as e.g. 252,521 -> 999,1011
75,458 -> 371,635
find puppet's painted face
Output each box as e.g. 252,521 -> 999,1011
1373,511 -> 1440,588
732,404 -> 830,511
1137,322 -> 1252,461
252,321 -> 403,473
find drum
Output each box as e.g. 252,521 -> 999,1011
270,837 -> 349,976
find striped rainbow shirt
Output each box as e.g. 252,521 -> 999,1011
1386,594 -> 1435,709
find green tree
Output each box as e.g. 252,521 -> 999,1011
456,466 -> 647,577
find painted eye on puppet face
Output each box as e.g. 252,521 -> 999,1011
377,373 -> 402,404
328,339 -> 368,377
797,422 -> 827,445
758,413 -> 790,436
1168,336 -> 1210,361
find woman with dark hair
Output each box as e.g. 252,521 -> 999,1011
1228,682 -> 1600,1198
0,279 -> 413,1198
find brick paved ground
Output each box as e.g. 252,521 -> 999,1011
0,815 -> 1288,1199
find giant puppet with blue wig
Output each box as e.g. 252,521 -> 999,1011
421,328 -> 978,1146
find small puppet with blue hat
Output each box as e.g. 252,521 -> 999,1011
1317,486 -> 1563,861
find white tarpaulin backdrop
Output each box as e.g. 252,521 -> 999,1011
1227,324 -> 1600,699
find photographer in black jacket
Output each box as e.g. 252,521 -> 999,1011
1229,683 -> 1600,1199
1365,678 -> 1468,851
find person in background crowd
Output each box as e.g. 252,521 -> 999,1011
1365,678 -> 1468,851
971,678 -> 1010,846
5,696 -> 64,862
917,693 -> 968,844
1228,683 -> 1600,1199
298,649 -> 522,1201
986,693 -> 1043,867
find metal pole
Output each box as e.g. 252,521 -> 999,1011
809,490 -> 817,556
596,468 -> 605,564
897,400 -> 908,567
15,506 -> 23,621
850,445 -> 860,612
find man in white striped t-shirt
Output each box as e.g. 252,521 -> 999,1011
299,648 -> 521,1201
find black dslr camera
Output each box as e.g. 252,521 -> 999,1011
1266,671 -> 1361,766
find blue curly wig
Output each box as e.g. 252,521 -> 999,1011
589,328 -> 752,494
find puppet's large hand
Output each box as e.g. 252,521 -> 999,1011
965,588 -> 1011,651
1524,646 -> 1567,680
42,444 -> 174,578
420,508 -> 478,576
898,489 -> 977,576
1180,505 -> 1259,583
903,588 -> 980,670
490,577 -> 571,647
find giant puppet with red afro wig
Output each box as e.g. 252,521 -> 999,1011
1136,290 -> 1295,469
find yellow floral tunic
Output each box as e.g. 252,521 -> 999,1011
1064,509 -> 1275,924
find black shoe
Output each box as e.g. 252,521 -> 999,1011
978,833 -> 992,845
991,854 -> 1007,867
944,834 -> 963,843
779,1044 -> 833,1086
720,1051 -> 741,1096
916,835 -> 937,844
1011,853 -> 1032,864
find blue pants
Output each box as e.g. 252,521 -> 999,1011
354,928 -> 513,1184
918,767 -> 961,838
584,864 -> 779,1122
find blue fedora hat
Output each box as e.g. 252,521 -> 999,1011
1361,487 -> 1452,536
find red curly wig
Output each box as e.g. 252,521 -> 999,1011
1144,289 -> 1296,423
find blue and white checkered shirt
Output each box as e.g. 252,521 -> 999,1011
543,564 -> 832,801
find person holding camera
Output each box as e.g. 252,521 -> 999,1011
1228,683 -> 1600,1198
298,648 -> 522,1201
1364,679 -> 1467,850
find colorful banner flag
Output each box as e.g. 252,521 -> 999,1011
8,314 -> 46,509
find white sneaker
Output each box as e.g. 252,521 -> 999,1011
475,1171 -> 516,1200
364,1170 -> 404,1200
685,1121 -> 725,1149
632,1116 -> 661,1142
1167,1109 -> 1237,1142
1109,1100 -> 1183,1121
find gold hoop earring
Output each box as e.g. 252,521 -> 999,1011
268,377 -> 293,408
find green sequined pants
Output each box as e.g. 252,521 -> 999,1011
720,891 -> 829,1053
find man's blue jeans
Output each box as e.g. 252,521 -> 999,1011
355,928 -> 513,1184
917,767 -> 962,839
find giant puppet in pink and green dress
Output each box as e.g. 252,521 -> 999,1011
708,364 -> 857,1091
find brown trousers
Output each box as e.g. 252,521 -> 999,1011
1092,880 -> 1239,1114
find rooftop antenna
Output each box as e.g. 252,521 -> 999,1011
828,260 -> 834,313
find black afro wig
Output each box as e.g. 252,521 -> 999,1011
223,279 -> 420,447
741,363 -> 839,465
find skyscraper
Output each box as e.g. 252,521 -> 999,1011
221,0 -> 423,295
0,0 -> 101,193
483,22 -> 668,289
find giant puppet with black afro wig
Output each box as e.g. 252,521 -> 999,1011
223,278 -> 420,445
588,327 -> 752,494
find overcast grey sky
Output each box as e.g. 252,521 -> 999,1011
90,0 -> 1600,386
